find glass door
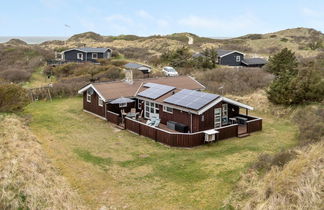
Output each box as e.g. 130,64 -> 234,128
144,101 -> 159,119
214,108 -> 222,128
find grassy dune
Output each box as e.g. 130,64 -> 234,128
24,97 -> 298,209
0,114 -> 84,209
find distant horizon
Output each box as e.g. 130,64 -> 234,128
0,26 -> 322,44
0,35 -> 233,44
1,1 -> 324,37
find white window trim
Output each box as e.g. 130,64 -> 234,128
77,53 -> 84,60
119,103 -> 127,108
236,56 -> 241,62
163,105 -> 173,114
87,93 -> 91,103
92,53 -> 98,59
144,101 -> 159,119
98,97 -> 103,107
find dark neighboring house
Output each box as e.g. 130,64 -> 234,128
216,49 -> 244,66
241,58 -> 267,67
124,62 -> 152,74
193,49 -> 267,67
78,76 -> 262,147
61,47 -> 112,62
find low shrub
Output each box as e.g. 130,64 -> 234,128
280,37 -> 288,42
252,150 -> 297,173
0,84 -> 29,112
195,68 -> 274,95
293,106 -> 324,144
0,69 -> 31,82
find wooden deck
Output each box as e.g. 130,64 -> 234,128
138,118 -> 179,133
238,125 -> 247,135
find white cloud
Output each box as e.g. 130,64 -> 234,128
135,10 -> 169,28
137,10 -> 153,19
301,8 -> 322,17
177,13 -> 268,36
105,15 -> 133,24
157,19 -> 169,27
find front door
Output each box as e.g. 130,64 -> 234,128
214,108 -> 222,128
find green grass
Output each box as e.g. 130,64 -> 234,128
74,148 -> 112,168
24,97 -> 298,209
23,67 -> 55,88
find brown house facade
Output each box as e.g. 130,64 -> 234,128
78,76 -> 262,147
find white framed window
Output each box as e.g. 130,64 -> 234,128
163,106 -> 173,114
92,53 -> 98,59
236,56 -> 241,62
144,101 -> 159,119
98,97 -> 103,107
214,108 -> 222,128
119,103 -> 127,108
77,53 -> 84,60
201,115 -> 205,122
87,93 -> 91,103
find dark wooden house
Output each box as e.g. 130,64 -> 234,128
241,58 -> 267,67
193,49 -> 267,67
78,76 -> 262,147
61,47 -> 112,62
216,49 -> 244,66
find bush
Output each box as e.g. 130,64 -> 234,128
252,150 -> 297,172
195,68 -> 274,95
246,34 -> 263,40
0,69 -> 31,82
0,84 -> 29,112
293,106 -> 324,144
280,38 -> 288,42
117,47 -> 154,61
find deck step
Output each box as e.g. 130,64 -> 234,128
115,124 -> 126,130
238,133 -> 250,138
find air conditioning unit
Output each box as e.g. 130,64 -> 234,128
203,129 -> 219,142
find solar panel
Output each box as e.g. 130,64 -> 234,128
164,89 -> 219,110
138,83 -> 176,99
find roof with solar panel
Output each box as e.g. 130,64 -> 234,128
136,82 -> 221,111
163,89 -> 220,110
137,83 -> 176,100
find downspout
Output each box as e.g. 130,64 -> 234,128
104,102 -> 107,121
190,113 -> 193,133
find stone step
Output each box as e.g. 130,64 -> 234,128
238,133 -> 250,138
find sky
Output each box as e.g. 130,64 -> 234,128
1,0 -> 324,37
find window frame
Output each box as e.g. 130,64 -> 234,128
77,53 -> 84,60
86,92 -> 91,103
92,53 -> 98,59
119,103 -> 127,108
163,105 -> 173,114
236,55 -> 241,62
98,97 -> 103,107
144,101 -> 159,119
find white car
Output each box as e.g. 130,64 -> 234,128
162,66 -> 179,77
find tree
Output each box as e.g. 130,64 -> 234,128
200,48 -> 218,68
160,47 -> 193,67
267,49 -> 324,105
0,84 -> 29,112
266,48 -> 298,77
